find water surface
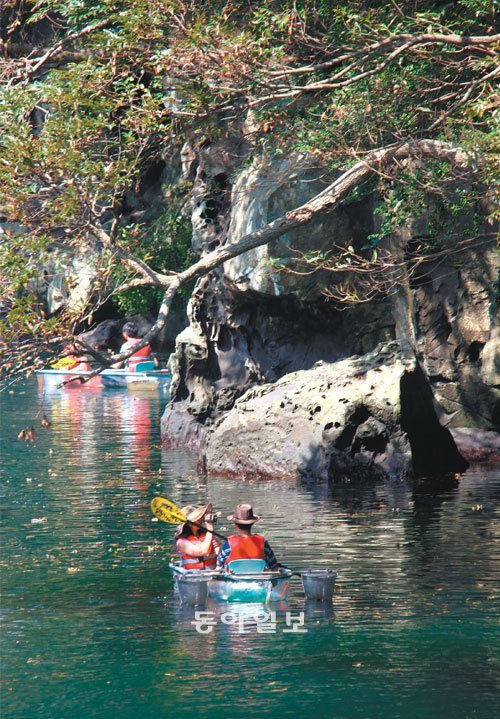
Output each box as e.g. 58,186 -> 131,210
1,380 -> 499,719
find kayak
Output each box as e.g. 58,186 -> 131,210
36,368 -> 171,392
36,369 -> 102,390
170,561 -> 292,603
100,368 -> 171,391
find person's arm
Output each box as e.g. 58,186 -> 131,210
217,540 -> 231,567
176,523 -> 214,557
111,342 -> 128,368
264,541 -> 279,570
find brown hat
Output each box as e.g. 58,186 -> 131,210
227,503 -> 260,525
175,503 -> 212,537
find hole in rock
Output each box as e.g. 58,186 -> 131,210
468,341 -> 484,364
400,362 -> 469,477
348,405 -> 370,425
335,424 -> 357,451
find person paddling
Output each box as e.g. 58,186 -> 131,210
175,504 -> 219,571
217,503 -> 279,570
112,321 -> 158,371
51,342 -> 91,371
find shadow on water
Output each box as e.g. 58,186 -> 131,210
410,476 -> 459,531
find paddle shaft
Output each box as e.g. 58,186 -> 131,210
189,519 -> 227,542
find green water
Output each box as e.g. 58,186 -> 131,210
1,380 -> 499,719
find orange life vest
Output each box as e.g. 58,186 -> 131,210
176,533 -> 218,570
227,534 -> 265,561
124,338 -> 153,371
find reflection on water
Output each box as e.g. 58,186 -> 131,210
0,380 -> 499,719
37,381 -> 159,481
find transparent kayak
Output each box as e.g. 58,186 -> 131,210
170,561 -> 292,603
35,368 -> 172,391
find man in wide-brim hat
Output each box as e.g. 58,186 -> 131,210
175,503 -> 219,570
217,503 -> 279,570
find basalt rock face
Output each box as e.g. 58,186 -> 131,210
198,342 -> 469,481
411,210 -> 499,431
162,147 -> 396,448
161,140 -> 498,478
161,277 -> 398,449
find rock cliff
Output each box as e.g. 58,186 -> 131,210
158,138 -> 498,479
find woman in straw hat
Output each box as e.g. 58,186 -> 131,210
216,503 -> 279,570
175,503 -> 219,570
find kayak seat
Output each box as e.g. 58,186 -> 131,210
228,559 -> 267,574
134,361 -> 156,372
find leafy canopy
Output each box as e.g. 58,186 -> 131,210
0,0 -> 498,379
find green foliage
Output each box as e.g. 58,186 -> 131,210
371,159 -> 488,253
112,191 -> 196,315
0,0 -> 497,379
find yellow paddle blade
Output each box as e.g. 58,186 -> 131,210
50,357 -> 76,369
151,497 -> 187,524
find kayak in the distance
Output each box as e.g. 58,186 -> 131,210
35,364 -> 172,391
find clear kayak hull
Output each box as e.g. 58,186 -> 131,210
100,369 -> 171,390
35,368 -> 171,391
170,563 -> 292,603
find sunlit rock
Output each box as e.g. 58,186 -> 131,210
199,342 -> 468,481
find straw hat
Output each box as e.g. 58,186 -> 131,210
175,503 -> 212,537
227,503 -> 260,525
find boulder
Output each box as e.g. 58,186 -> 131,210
199,342 -> 468,482
450,428 -> 500,465
77,319 -> 124,352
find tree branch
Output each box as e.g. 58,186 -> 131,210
75,138 -> 473,380
22,19 -> 112,82
179,31 -> 499,117
90,223 -> 174,288
269,32 -> 500,79
427,65 -> 500,131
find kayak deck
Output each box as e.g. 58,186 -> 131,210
100,369 -> 171,389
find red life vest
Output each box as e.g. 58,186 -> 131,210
124,338 -> 153,371
176,533 -> 218,570
227,534 -> 265,561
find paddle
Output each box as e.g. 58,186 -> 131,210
49,356 -> 78,369
150,497 -> 228,541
